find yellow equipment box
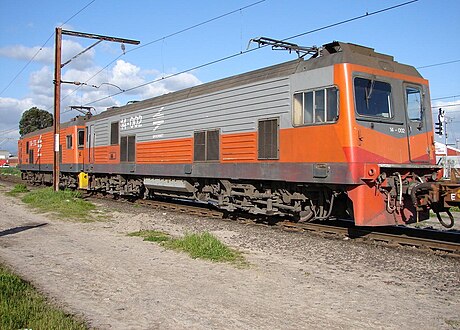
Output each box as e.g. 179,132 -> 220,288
78,172 -> 89,189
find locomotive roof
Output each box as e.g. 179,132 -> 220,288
92,41 -> 422,121
20,40 -> 424,140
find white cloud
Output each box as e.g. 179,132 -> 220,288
60,39 -> 96,70
0,97 -> 38,126
29,66 -> 53,97
138,72 -> 202,100
0,39 -> 95,70
89,60 -> 202,100
111,60 -> 145,92
0,41 -> 202,154
0,97 -> 37,154
0,45 -> 53,64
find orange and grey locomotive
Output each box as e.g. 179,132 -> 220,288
18,41 -> 460,227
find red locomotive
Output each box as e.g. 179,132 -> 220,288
18,41 -> 460,227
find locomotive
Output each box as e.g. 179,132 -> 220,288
18,40 -> 460,227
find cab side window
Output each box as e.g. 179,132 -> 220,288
293,87 -> 338,126
406,87 -> 423,121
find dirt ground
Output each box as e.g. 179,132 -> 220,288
0,180 -> 459,330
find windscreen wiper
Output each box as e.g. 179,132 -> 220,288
365,80 -> 375,108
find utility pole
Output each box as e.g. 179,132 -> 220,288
53,27 -> 139,192
53,28 -> 62,192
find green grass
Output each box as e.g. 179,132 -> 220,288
0,264 -> 87,330
129,230 -> 247,266
165,232 -> 244,263
21,187 -> 96,221
6,183 -> 29,196
0,167 -> 21,176
450,206 -> 460,213
128,230 -> 171,243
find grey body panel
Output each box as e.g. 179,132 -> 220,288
19,163 -> 83,173
95,66 -> 333,146
19,161 -> 355,185
86,41 -> 424,148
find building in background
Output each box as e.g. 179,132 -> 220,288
435,142 -> 460,178
0,150 -> 10,166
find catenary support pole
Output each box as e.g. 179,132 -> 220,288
52,27 -> 139,192
53,27 -> 62,192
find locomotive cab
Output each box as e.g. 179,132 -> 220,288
327,42 -> 458,227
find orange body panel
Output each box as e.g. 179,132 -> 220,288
21,131 -> 53,165
17,140 -> 22,164
60,126 -> 80,164
91,145 -> 120,164
94,146 -> 109,164
279,126 -> 348,163
137,138 -> 193,164
221,132 -> 257,162
19,125 -> 86,168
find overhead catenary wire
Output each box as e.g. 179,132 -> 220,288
0,0 -> 97,97
417,59 -> 460,69
432,103 -> 460,109
58,0 -> 267,107
82,0 -> 420,107
281,0 -> 419,43
0,127 -> 19,134
432,94 -> 460,101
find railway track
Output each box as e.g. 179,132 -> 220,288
280,221 -> 460,256
96,193 -> 460,257
2,175 -> 459,257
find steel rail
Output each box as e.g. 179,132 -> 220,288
280,221 -> 460,256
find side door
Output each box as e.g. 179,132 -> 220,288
87,124 -> 95,165
404,84 -> 431,163
77,128 -> 85,167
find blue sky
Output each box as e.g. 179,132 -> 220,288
0,0 -> 459,154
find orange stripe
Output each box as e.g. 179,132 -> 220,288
137,138 -> 193,164
221,132 -> 257,162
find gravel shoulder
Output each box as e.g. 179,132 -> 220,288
0,180 -> 459,330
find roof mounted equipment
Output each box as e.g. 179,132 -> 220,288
248,37 -> 319,58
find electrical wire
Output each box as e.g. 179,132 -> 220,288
59,0 -> 267,107
282,0 -> 419,43
133,0 -> 266,53
0,127 -> 19,134
432,103 -> 460,109
417,59 -> 460,69
83,0 -> 420,107
0,0 -> 96,97
431,94 -> 460,101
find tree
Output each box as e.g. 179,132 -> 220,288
19,107 -> 53,136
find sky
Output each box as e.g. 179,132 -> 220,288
0,0 -> 459,154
